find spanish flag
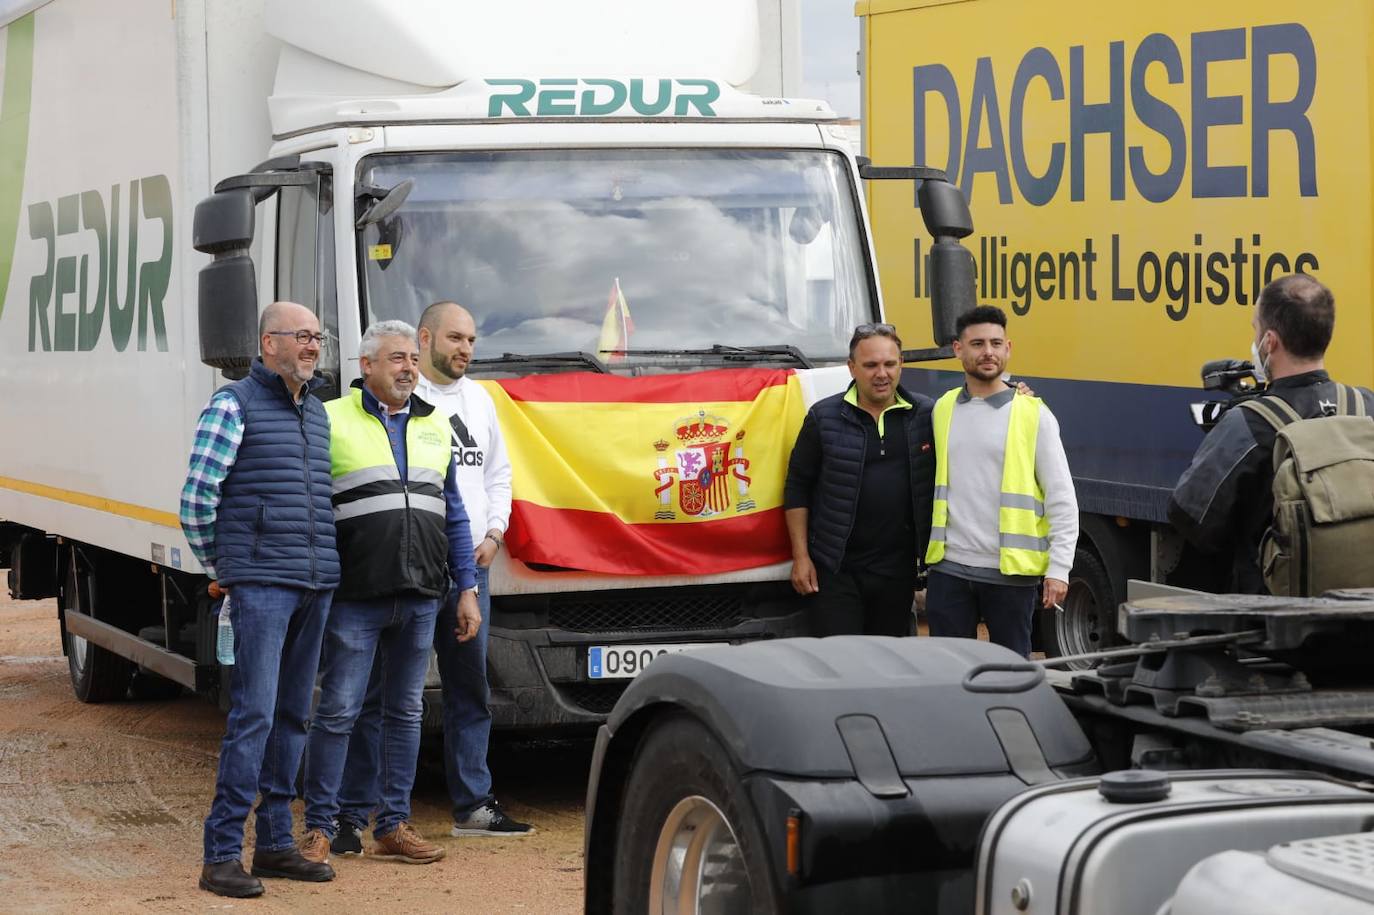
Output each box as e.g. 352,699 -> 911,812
479,368 -> 806,576
596,277 -> 634,362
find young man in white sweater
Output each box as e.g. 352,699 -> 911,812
330,301 -> 533,855
923,306 -> 1078,657
415,301 -> 534,837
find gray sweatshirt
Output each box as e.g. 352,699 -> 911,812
934,387 -> 1079,584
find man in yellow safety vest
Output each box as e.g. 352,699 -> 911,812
299,320 -> 481,865
924,306 -> 1079,657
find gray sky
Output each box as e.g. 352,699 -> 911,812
800,0 -> 860,118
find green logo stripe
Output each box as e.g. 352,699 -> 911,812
0,13 -> 35,323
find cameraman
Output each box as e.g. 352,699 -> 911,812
1168,274 -> 1374,593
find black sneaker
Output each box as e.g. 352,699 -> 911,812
451,801 -> 536,837
330,819 -> 365,857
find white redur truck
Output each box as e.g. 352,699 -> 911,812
0,0 -> 976,722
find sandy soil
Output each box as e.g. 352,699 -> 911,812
0,593 -> 590,914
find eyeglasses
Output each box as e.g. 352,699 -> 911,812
853,322 -> 897,336
849,321 -> 902,355
267,330 -> 326,345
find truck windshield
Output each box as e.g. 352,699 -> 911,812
357,149 -> 872,367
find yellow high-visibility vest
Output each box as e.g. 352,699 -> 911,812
325,387 -> 455,598
925,388 -> 1050,576
326,389 -> 452,509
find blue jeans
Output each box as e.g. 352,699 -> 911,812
437,566 -> 494,817
302,594 -> 438,838
203,584 -> 332,864
925,569 -> 1037,658
338,568 -> 493,828
336,647 -> 384,832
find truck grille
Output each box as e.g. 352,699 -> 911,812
560,681 -> 631,715
549,592 -> 745,634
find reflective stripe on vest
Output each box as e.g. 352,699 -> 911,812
925,388 -> 1050,576
325,390 -> 452,516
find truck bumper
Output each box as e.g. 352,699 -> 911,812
423,610 -> 810,734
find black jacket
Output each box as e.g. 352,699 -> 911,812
783,382 -> 936,575
1168,370 -> 1374,593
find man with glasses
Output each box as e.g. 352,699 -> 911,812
270,329 -> 326,344
182,301 -> 340,898
783,323 -> 935,636
298,320 -> 481,865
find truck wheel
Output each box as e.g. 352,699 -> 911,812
1039,547 -> 1120,668
62,550 -> 134,703
612,714 -> 781,915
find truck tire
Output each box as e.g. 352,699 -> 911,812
62,550 -> 134,703
1038,546 -> 1120,668
612,713 -> 781,915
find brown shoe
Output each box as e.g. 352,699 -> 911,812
300,828 -> 331,864
371,821 -> 446,864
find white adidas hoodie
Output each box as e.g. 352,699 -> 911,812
415,373 -> 513,549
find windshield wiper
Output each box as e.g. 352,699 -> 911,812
611,344 -> 814,368
469,351 -> 610,374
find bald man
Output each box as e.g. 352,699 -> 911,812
180,301 -> 340,897
415,301 -> 530,836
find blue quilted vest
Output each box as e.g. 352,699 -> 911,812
213,359 -> 340,590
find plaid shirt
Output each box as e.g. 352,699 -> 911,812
179,392 -> 244,579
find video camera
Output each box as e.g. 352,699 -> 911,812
1190,358 -> 1266,431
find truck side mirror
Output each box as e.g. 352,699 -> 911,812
918,178 -> 975,347
192,160 -> 325,378
356,178 -> 414,228
194,189 -> 258,379
858,159 -> 976,348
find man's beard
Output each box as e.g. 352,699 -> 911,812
968,360 -> 1002,379
430,349 -> 464,381
286,356 -> 316,386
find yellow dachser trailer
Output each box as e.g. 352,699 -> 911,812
858,0 -> 1371,653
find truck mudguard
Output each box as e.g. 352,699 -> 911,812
609,636 -> 1095,778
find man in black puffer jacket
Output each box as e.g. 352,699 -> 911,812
783,323 -> 935,636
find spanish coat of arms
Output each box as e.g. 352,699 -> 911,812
651,410 -> 753,519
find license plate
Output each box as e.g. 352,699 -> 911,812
587,643 -> 715,680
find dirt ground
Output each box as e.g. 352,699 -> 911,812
0,593 -> 590,914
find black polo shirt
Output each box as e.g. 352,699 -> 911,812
841,399 -> 916,578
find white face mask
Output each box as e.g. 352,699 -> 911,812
1251,337 -> 1269,383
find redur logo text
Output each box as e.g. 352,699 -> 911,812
27,175 -> 173,352
486,79 -> 721,118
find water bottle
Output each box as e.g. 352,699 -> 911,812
216,594 -> 235,666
